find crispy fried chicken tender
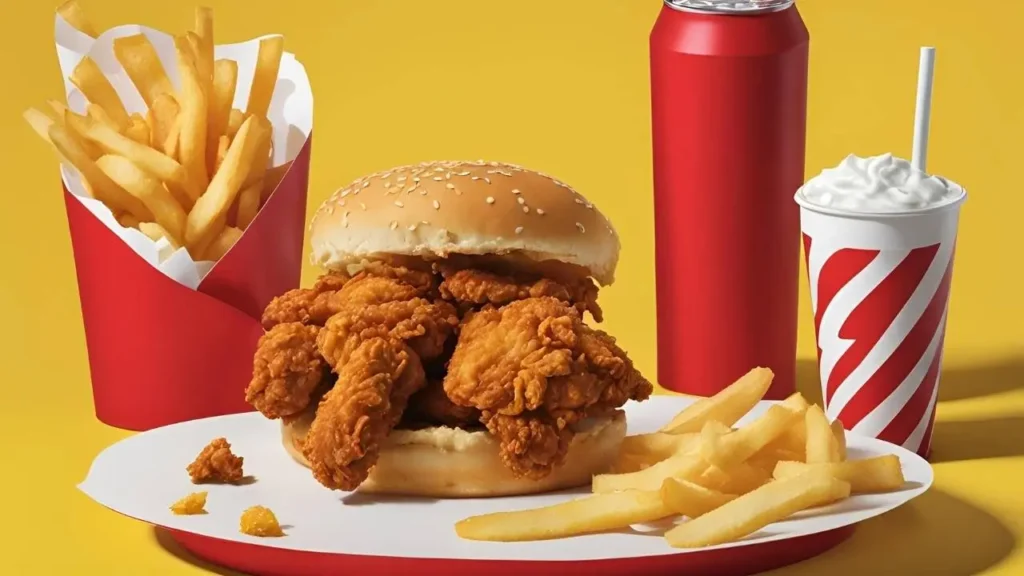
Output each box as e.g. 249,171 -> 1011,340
438,266 -> 603,322
245,323 -> 327,419
261,273 -> 349,329
443,297 -> 652,478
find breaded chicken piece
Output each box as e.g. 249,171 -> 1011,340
302,338 -> 426,490
261,273 -> 349,329
187,438 -> 244,483
406,380 -> 482,428
443,297 -> 652,477
438,267 -> 603,322
245,323 -> 327,419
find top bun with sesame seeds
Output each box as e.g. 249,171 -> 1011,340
308,160 -> 622,285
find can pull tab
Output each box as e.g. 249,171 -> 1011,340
664,0 -> 795,13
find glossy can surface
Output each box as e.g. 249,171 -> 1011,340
650,3 -> 809,399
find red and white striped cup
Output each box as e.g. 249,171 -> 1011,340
797,187 -> 966,458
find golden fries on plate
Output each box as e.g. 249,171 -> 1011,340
29,2 -> 295,262
456,366 -> 908,548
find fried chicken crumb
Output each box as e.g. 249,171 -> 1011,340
186,438 -> 244,484
240,505 -> 284,537
170,492 -> 208,515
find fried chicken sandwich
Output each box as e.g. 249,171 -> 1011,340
245,160 -> 653,497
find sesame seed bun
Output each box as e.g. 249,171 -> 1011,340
281,406 -> 627,498
308,161 -> 621,285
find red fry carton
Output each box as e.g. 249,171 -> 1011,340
54,16 -> 314,431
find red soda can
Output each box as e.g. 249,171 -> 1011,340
650,0 -> 809,399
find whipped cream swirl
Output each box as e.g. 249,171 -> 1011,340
797,154 -> 964,213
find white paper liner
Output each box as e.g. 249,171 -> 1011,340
54,15 -> 313,290
78,396 -> 933,560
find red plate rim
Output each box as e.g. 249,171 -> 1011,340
168,525 -> 854,576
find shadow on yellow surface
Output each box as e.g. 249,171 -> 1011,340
764,487 -> 1016,575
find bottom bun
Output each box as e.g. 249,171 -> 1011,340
282,408 -> 626,498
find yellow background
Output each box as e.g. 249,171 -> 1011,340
1,0 -> 1021,574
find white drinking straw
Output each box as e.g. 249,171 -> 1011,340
911,47 -> 936,172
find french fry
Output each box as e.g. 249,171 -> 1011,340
48,124 -> 151,221
696,461 -> 770,495
620,432 -> 698,459
95,155 -> 187,244
245,36 -> 284,118
164,118 -> 182,162
455,490 -> 674,542
773,456 -> 905,494
23,108 -> 56,145
261,159 -> 292,202
665,469 -> 851,548
214,135 -> 230,173
125,114 -> 151,145
207,59 -> 239,176
749,447 -> 805,473
831,419 -> 847,461
660,478 -> 736,519
47,99 -> 70,118
173,34 -> 209,198
57,1 -> 98,38
805,404 -> 840,464
760,393 -> 810,457
235,183 -> 261,229
193,7 -> 215,92
611,452 -> 653,474
147,93 -> 181,154
86,104 -> 120,132
661,367 -> 774,434
202,226 -> 243,261
70,57 -> 130,130
138,222 -> 181,250
117,213 -> 141,229
700,404 -> 804,469
113,34 -> 174,107
593,452 -> 707,494
64,110 -> 188,187
226,108 -> 244,138
185,115 -> 266,247
191,214 -> 226,260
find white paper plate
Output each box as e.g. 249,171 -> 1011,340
79,396 -> 932,561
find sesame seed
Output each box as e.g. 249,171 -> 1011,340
522,206 -> 529,213
446,183 -> 455,190
517,197 -> 525,205
433,176 -> 443,181
341,189 -> 350,198
394,200 -> 404,207
511,189 -> 521,195
472,176 -> 481,181
421,220 -> 429,225
360,202 -> 367,211
489,161 -> 499,166
457,171 -> 470,176
382,172 -> 392,179
515,226 -> 524,234
586,203 -> 593,209
484,177 -> 491,184
397,176 -> 407,182
413,177 -> 420,183
445,172 -> 451,179
486,196 -> 495,204
339,199 -> 346,206
576,222 -> 586,233
536,208 -> 545,215
608,227 -> 614,235
390,221 -> 398,230
420,189 -> 428,195
434,167 -> 444,172
408,224 -> 417,231
432,200 -> 440,210
574,198 -> 584,205
362,181 -> 370,188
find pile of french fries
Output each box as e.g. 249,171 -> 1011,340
25,1 -> 291,262
456,367 -> 908,548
